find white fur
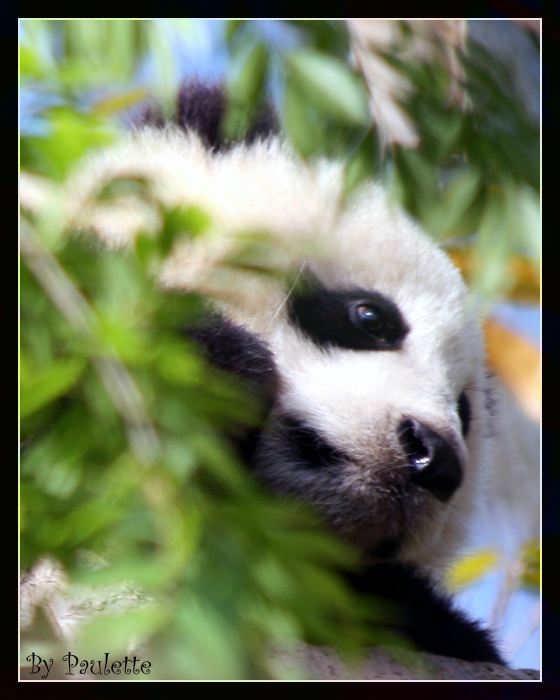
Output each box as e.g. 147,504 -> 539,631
68,127 -> 490,579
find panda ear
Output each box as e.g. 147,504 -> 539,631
185,316 -> 279,467
185,315 -> 279,407
132,78 -> 278,152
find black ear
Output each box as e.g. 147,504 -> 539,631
186,315 -> 278,399
132,78 -> 278,152
185,316 -> 279,465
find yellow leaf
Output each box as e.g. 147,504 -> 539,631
483,319 -> 541,421
447,249 -> 540,304
520,540 -> 540,589
447,550 -> 499,590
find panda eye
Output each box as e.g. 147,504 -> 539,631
287,281 -> 409,351
353,303 -> 385,336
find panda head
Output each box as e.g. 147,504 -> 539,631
69,83 -> 490,580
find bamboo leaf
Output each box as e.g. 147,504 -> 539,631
448,550 -> 499,590
286,50 -> 369,126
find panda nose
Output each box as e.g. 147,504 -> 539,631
397,418 -> 463,502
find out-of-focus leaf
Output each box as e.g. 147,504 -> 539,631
448,549 -> 499,591
447,249 -> 540,304
483,318 -> 541,421
95,176 -> 153,203
505,183 -> 541,262
392,146 -> 440,223
76,603 -> 170,663
20,356 -> 86,418
519,540 -> 540,589
53,497 -> 130,547
286,50 -> 369,127
429,168 -> 482,239
461,39 -> 539,192
224,41 -> 269,141
26,108 -> 116,180
283,81 -> 324,159
160,205 -> 213,253
226,19 -> 245,43
146,20 -> 183,112
19,44 -> 44,79
343,128 -> 379,197
469,189 -> 516,303
93,88 -> 149,116
287,20 -> 350,58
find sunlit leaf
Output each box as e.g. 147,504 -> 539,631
519,540 -> 540,589
26,108 -> 116,180
20,356 -> 86,418
483,318 -> 541,421
447,248 -> 540,304
19,44 -> 44,79
448,550 -> 499,591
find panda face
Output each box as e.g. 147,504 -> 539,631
70,126 -> 489,577
235,247 -> 486,572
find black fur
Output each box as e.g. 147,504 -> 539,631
162,84 -> 504,666
458,392 -> 472,437
187,315 -> 278,404
133,78 -> 278,152
280,416 -> 349,469
185,315 -> 504,666
186,316 -> 278,465
288,281 -> 409,351
347,563 -> 505,665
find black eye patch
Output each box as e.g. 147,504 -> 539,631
287,281 -> 409,351
281,416 -> 349,469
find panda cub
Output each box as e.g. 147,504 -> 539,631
72,81 -> 504,665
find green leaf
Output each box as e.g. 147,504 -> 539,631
19,44 -> 44,79
282,81 -> 325,159
505,183 -> 541,262
20,356 -> 86,418
225,19 -> 245,43
224,41 -> 269,141
470,188 -> 514,304
286,50 -> 369,127
392,146 -> 440,223
160,205 -> 213,254
76,604 -> 170,663
430,168 -> 482,239
343,129 -> 379,197
520,540 -> 540,589
26,108 -> 116,180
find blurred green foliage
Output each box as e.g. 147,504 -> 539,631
520,539 -> 540,590
224,19 -> 539,305
20,19 -> 540,679
21,185 -> 382,678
